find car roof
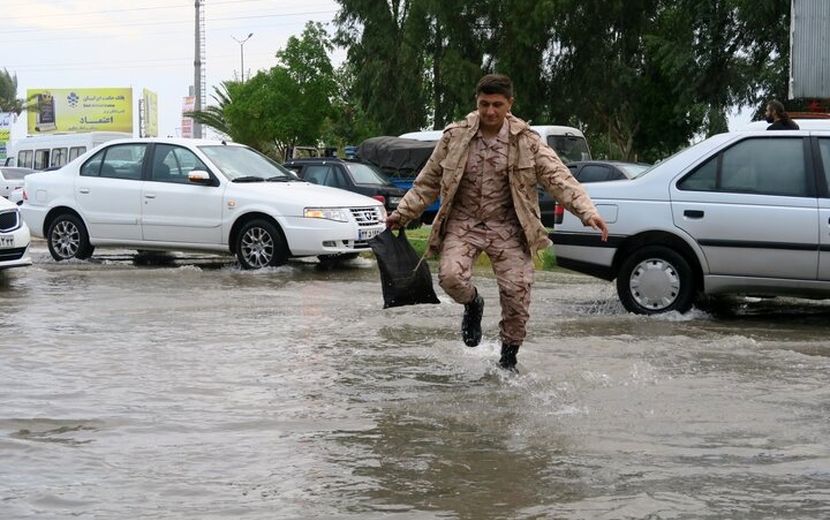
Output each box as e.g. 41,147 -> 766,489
737,119 -> 830,131
104,137 -> 246,147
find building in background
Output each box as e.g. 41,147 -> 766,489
141,88 -> 159,137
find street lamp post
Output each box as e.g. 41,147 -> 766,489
233,32 -> 254,82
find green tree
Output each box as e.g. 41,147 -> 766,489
189,22 -> 338,158
334,0 -> 431,135
0,68 -> 35,115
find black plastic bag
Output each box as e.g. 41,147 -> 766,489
369,228 -> 441,308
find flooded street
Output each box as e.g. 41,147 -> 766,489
2,242 -> 830,519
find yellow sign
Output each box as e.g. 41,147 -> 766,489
0,112 -> 11,160
26,88 -> 133,134
142,88 -> 158,137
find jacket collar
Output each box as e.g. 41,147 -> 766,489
462,111 -> 530,137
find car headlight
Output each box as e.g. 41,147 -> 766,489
304,207 -> 350,222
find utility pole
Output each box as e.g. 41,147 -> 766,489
193,0 -> 204,138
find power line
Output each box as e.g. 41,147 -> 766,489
1,0 -> 332,21
0,19 -> 337,46
0,9 -> 337,35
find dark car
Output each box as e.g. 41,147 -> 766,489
540,160 -> 651,227
284,157 -> 407,213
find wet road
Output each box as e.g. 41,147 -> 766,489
2,242 -> 829,519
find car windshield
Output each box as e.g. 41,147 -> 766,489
199,145 -> 296,181
618,163 -> 652,178
548,135 -> 591,163
345,163 -> 392,185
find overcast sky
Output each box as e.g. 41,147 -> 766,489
3,0 -> 343,142
2,0 -> 755,145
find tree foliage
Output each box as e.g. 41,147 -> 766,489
189,22 -> 338,158
332,0 -> 792,162
0,68 -> 35,116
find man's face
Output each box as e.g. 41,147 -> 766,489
476,93 -> 513,131
765,105 -> 775,123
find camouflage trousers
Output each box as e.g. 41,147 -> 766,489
438,224 -> 534,345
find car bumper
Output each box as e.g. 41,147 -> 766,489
550,231 -> 620,280
0,224 -> 32,269
282,217 -> 385,256
19,204 -> 48,238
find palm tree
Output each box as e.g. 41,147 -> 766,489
0,68 -> 34,116
184,80 -> 239,138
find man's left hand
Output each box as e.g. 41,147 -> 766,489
586,214 -> 609,242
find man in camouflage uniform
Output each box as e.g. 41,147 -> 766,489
386,74 -> 608,372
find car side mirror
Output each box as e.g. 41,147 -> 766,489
188,170 -> 212,184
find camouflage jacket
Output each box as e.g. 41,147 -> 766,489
395,111 -> 599,256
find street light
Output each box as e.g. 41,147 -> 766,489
232,32 -> 254,82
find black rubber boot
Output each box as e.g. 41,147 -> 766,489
461,289 -> 484,347
498,343 -> 520,372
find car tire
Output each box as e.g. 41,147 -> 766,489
616,245 -> 694,315
235,219 -> 288,269
47,213 -> 94,261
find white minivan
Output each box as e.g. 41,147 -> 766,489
4,132 -> 131,171
399,124 -> 592,162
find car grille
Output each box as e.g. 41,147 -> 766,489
0,247 -> 26,261
0,210 -> 20,232
350,207 -> 382,227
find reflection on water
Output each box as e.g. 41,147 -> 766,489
1,248 -> 829,518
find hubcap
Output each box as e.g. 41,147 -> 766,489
241,227 -> 274,268
52,220 -> 80,259
629,257 -> 680,311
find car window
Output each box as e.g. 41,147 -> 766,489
820,139 -> 830,194
578,165 -> 613,182
68,146 -> 86,161
80,150 -> 105,176
99,144 -> 147,180
0,168 -> 32,180
51,147 -> 68,168
345,163 -> 388,185
679,137 -> 808,197
547,135 -> 591,163
34,149 -> 49,170
151,144 -> 209,184
17,150 -> 33,169
304,165 -> 333,185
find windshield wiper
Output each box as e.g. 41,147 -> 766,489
266,176 -> 294,182
232,176 -> 265,183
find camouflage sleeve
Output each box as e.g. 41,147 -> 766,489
394,132 -> 450,225
531,134 -> 599,225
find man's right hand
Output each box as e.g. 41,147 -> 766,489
386,211 -> 402,229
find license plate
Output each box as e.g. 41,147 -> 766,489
0,235 -> 13,247
359,228 -> 382,241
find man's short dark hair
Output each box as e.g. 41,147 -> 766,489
768,99 -> 787,118
475,74 -> 513,99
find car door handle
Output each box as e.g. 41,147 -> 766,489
144,193 -> 156,199
684,210 -> 704,219
79,188 -> 90,194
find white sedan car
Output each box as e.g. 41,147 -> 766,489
0,166 -> 36,198
0,196 -> 32,269
551,124 -> 830,314
21,138 -> 386,269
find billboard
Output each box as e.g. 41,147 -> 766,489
181,96 -> 195,138
142,88 -> 159,137
0,113 -> 11,160
26,88 -> 133,134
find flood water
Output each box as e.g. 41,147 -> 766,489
2,243 -> 829,519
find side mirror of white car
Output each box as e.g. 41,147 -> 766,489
188,170 -> 212,185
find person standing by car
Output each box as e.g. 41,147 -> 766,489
385,74 -> 608,372
765,100 -> 800,130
